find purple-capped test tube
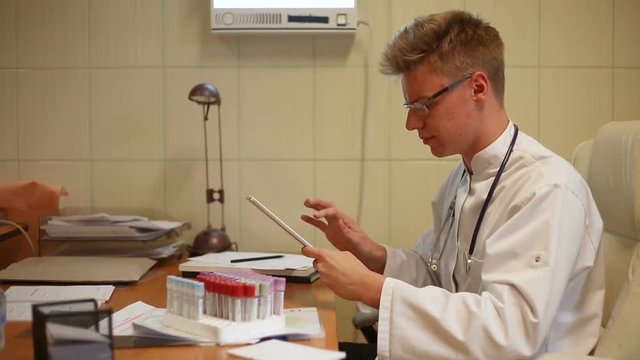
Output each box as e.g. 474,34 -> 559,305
272,277 -> 286,316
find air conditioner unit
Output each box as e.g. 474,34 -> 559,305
211,0 -> 358,34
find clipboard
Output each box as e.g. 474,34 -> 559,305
0,256 -> 156,283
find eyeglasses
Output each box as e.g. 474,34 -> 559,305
403,73 -> 473,114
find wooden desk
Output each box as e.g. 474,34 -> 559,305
1,260 -> 338,359
0,223 -> 28,242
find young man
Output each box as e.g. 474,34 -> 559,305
301,10 -> 604,359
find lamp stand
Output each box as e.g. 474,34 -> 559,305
188,90 -> 234,255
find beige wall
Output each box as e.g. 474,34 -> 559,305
1,0 -> 639,342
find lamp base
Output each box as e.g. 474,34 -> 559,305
189,227 -> 232,256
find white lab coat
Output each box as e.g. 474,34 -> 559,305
378,123 -> 605,360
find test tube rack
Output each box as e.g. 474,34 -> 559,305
163,273 -> 287,343
163,312 -> 285,343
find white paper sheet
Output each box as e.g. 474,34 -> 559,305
6,285 -> 114,321
118,302 -> 325,345
110,301 -> 157,336
227,339 -> 345,360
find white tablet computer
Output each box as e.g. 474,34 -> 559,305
246,195 -> 313,248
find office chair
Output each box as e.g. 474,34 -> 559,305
540,120 -> 640,360
352,304 -> 378,343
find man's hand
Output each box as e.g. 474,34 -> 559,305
301,198 -> 387,273
302,246 -> 384,309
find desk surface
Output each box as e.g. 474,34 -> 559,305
0,223 -> 28,242
1,259 -> 338,360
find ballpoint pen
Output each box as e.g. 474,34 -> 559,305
230,255 -> 285,264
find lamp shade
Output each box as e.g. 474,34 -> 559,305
188,83 -> 221,105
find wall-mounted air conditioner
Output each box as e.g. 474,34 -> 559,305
211,0 -> 358,34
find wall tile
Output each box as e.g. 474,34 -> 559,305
89,0 -> 162,67
238,68 -> 314,159
238,36 -> 313,68
613,69 -> 640,121
239,161 -> 314,253
466,0 -> 539,66
540,0 -> 613,67
389,160 -> 458,249
389,0 -> 464,34
16,0 -> 88,67
165,68 -> 239,160
0,0 -> 15,68
314,0 -> 390,68
540,68 -> 612,160
91,161 -> 166,216
314,160 -> 389,246
163,0 -> 237,67
19,161 -> 91,208
91,69 -> 163,160
614,0 -> 640,67
505,67 -> 539,138
314,68 -> 391,161
165,161 -> 240,247
0,162 -> 18,181
364,73 -> 391,160
18,70 -> 89,160
0,70 -> 17,159
314,67 -> 365,159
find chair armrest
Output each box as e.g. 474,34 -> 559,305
352,309 -> 379,329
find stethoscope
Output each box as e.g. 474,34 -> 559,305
427,124 -> 519,274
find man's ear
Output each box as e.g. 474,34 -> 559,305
471,72 -> 490,100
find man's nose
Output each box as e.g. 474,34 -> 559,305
406,111 -> 423,131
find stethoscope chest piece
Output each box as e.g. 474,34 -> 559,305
428,256 -> 439,272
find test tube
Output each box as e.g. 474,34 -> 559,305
166,276 -> 175,314
185,280 -> 193,318
220,280 -> 229,320
196,274 -> 208,316
257,281 -> 272,319
230,282 -> 243,322
209,277 -> 218,316
243,282 -> 258,322
195,281 -> 204,320
272,277 -> 286,316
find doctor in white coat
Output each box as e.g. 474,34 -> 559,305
301,10 -> 604,360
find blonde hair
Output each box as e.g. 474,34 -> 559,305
380,10 -> 505,104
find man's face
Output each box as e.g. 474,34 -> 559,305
401,62 -> 475,159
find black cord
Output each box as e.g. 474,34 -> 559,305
468,124 -> 519,258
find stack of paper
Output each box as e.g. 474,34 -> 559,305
39,213 -> 189,259
42,213 -> 184,240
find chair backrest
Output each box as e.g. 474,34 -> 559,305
571,120 -> 640,359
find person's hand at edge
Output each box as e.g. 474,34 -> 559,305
302,246 -> 384,309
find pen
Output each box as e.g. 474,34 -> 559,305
230,255 -> 285,263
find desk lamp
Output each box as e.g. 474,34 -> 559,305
188,83 -> 234,255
